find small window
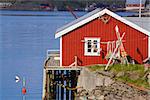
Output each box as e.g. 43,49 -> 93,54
84,38 -> 100,56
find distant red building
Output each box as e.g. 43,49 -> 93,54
126,4 -> 145,10
126,0 -> 146,10
55,9 -> 150,66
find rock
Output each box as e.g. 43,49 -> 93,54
147,73 -> 150,85
76,68 -> 150,100
88,95 -> 95,100
104,93 -> 115,100
78,89 -> 88,96
116,72 -> 125,77
133,95 -> 147,100
77,68 -> 99,91
92,89 -> 102,96
96,71 -> 115,78
104,76 -> 115,86
146,94 -> 150,99
97,95 -> 104,100
127,71 -> 140,80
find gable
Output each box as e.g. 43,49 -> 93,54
55,8 -> 150,38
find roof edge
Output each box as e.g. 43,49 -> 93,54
55,8 -> 150,38
104,9 -> 150,36
55,8 -> 106,38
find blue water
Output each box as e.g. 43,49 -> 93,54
0,10 -> 137,100
126,0 -> 146,4
0,11 -> 78,100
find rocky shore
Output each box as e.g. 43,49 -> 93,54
76,68 -> 150,100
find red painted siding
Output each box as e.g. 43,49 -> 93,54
62,15 -> 148,66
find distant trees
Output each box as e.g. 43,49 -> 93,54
0,0 -> 126,11
47,0 -> 125,10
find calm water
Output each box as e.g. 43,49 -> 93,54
0,10 -> 79,100
0,10 -> 136,100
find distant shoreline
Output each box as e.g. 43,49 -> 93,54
0,13 -> 51,16
0,9 -> 149,17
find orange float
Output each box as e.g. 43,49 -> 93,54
22,87 -> 26,95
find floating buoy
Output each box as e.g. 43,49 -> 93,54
15,75 -> 20,83
22,87 -> 26,95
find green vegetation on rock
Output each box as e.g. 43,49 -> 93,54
88,64 -> 150,89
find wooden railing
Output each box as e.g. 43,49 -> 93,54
44,66 -> 82,70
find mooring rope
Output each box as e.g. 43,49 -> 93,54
50,80 -> 82,91
51,81 -> 81,99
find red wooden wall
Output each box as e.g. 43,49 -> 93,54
62,15 -> 148,66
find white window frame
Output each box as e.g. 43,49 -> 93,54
84,37 -> 100,56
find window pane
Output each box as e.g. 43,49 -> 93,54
88,40 -> 91,45
88,49 -> 91,52
93,40 -> 98,52
88,44 -> 91,48
93,40 -> 97,43
87,40 -> 91,52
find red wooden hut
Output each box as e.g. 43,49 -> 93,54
55,8 -> 150,66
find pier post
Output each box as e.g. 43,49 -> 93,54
55,70 -> 59,100
61,70 -> 64,100
66,70 -> 70,99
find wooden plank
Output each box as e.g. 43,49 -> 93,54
55,70 -> 59,100
45,66 -> 81,71
71,71 -> 76,99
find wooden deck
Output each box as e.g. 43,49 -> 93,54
43,50 -> 81,100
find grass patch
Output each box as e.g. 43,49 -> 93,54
116,76 -> 150,89
111,64 -> 150,89
109,64 -> 144,72
88,65 -> 105,71
88,64 -> 150,89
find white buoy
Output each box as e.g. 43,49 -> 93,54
15,75 -> 20,83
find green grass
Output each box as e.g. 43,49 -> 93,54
116,76 -> 150,89
88,65 -> 105,71
109,64 -> 144,72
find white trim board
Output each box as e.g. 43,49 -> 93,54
60,37 -> 62,66
42,69 -> 46,99
55,8 -> 150,38
148,36 -> 150,57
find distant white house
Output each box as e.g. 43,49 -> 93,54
0,3 -> 12,8
126,0 -> 146,10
